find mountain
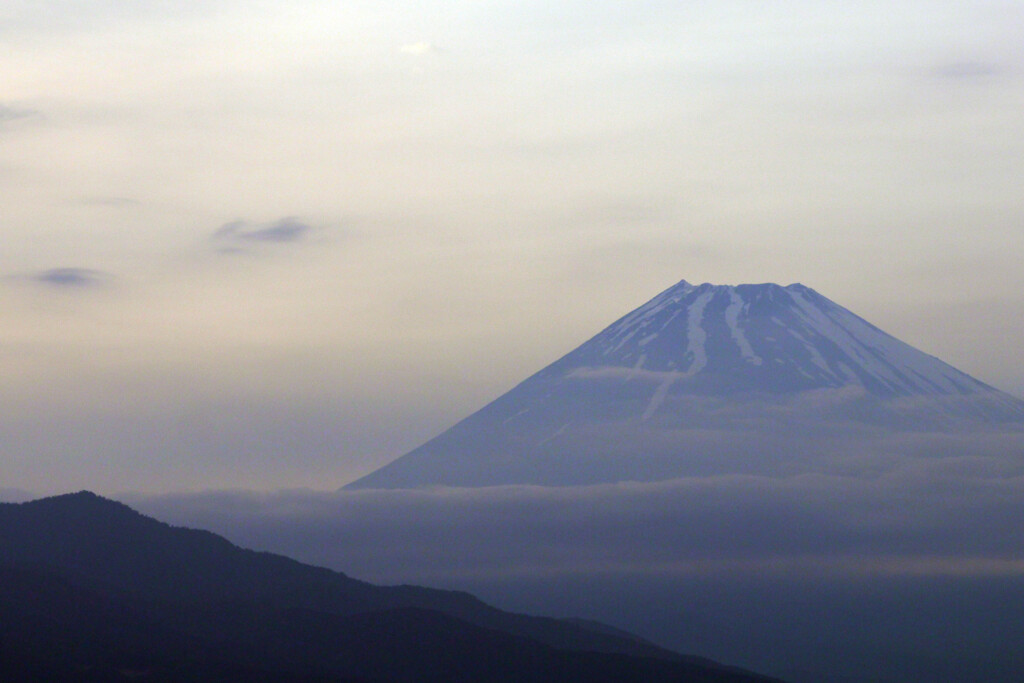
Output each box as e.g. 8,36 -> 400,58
346,280 -> 1024,489
0,492 -> 781,683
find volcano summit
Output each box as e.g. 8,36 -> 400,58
347,281 -> 1024,489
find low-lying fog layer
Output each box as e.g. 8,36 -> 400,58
131,458 -> 1024,584
125,433 -> 1024,683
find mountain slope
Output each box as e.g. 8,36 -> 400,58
0,492 -> 780,683
346,281 -> 1024,489
542,281 -> 998,398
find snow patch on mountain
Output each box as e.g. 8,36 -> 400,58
725,290 -> 762,366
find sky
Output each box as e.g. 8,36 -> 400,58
3,0 -> 1024,494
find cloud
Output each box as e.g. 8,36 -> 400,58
212,217 -> 314,252
20,267 -> 114,289
567,366 -> 682,382
75,196 -> 140,208
0,104 -> 42,126
116,424 -> 1024,682
125,437 -> 1024,586
400,42 -> 440,56
930,61 -> 1003,79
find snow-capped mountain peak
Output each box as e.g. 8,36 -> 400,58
543,280 -> 992,399
345,280 -> 1024,489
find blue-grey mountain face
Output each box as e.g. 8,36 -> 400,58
540,281 -> 998,398
347,281 -> 1024,489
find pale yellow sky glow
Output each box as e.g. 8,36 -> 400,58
2,1 -> 1023,493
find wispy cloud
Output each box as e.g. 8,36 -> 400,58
930,61 -> 1003,79
0,103 -> 42,126
400,42 -> 440,56
19,267 -> 114,289
74,196 -> 141,208
212,217 -> 314,252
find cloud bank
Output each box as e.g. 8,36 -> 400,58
128,443 -> 1024,586
124,441 -> 1024,682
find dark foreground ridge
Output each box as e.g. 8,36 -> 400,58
0,491 -> 784,682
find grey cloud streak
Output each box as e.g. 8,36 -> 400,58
17,267 -> 114,289
74,196 -> 140,208
213,217 -> 313,247
930,61 -> 1004,79
0,104 -> 42,126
